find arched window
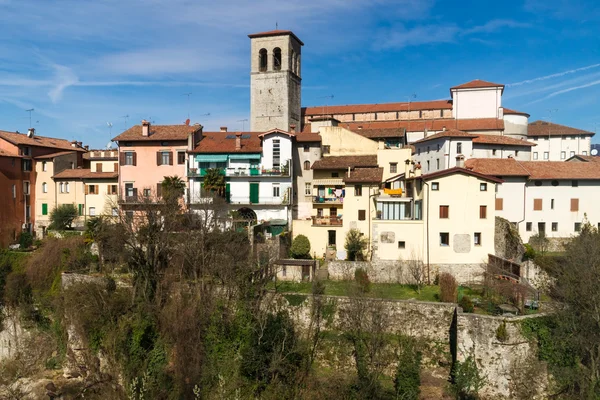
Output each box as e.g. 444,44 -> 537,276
42,182 -> 47,193
290,49 -> 296,73
303,160 -> 311,170
273,47 -> 282,71
259,48 -> 267,72
59,182 -> 64,193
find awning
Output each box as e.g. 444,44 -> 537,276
195,154 -> 228,162
229,153 -> 261,160
312,178 -> 344,186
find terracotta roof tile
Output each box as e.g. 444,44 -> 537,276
503,108 -> 530,117
35,151 -> 77,159
112,124 -> 200,142
566,155 -> 600,163
0,149 -> 21,158
413,129 -> 476,144
189,132 -> 262,154
466,158 -> 600,180
342,118 -> 504,133
301,123 -> 312,133
472,135 -> 536,147
295,133 -> 322,142
0,130 -> 85,152
353,127 -> 405,139
53,169 -> 118,180
247,30 -> 304,45
312,155 -> 377,170
527,120 -> 594,137
343,167 -> 383,183
302,100 -> 452,116
419,166 -> 503,183
451,79 -> 505,90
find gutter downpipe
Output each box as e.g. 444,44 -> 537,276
368,187 -> 379,261
423,179 -> 431,284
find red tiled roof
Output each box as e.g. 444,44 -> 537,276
472,135 -> 536,147
419,166 -> 504,183
301,123 -> 312,133
451,79 -> 505,90
302,100 -> 453,116
503,108 -> 530,117
413,129 -> 477,144
527,120 -> 594,137
189,132 -> 262,154
257,128 -> 295,138
0,130 -> 85,152
312,155 -> 377,170
35,151 -> 77,159
466,158 -> 600,180
0,149 -> 21,158
53,169 -> 118,180
343,167 -> 383,183
342,118 -> 504,133
353,127 -> 405,139
566,155 -> 600,163
112,124 -> 200,142
247,30 -> 304,45
295,133 -> 322,142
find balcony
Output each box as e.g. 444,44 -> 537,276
383,188 -> 403,196
313,195 -> 344,205
188,165 -> 290,178
311,216 -> 343,226
187,168 -> 226,177
228,196 -> 290,206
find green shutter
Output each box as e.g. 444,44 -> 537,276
250,183 -> 259,204
42,203 -> 48,215
225,183 -> 231,203
78,204 -> 83,216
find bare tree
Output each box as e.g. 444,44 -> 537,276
405,249 -> 426,293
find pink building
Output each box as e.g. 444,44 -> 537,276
112,121 -> 202,205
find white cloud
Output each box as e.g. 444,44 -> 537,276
463,19 -> 530,35
507,63 -> 600,87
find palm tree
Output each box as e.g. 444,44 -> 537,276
161,175 -> 186,203
203,168 -> 226,196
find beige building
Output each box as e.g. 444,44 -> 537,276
83,149 -> 119,173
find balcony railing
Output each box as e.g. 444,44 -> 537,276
188,162 -> 290,178
311,216 -> 343,226
228,196 -> 290,206
313,195 -> 344,205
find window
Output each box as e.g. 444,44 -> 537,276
272,139 -> 281,168
259,48 -> 267,71
159,151 -> 171,165
533,198 -> 542,210
160,141 -> 169,146
417,147 -> 421,156
431,182 -> 439,191
526,222 -> 532,231
331,172 -> 339,178
427,160 -> 430,171
125,151 -> 135,166
534,180 -> 542,186
479,205 -> 487,219
70,162 -> 74,169
474,232 -> 481,246
551,199 -> 554,209
303,144 -> 310,153
112,208 -> 118,217
65,182 -> 70,193
390,163 -> 397,173
177,151 -> 186,165
358,210 -> 366,221
125,183 -> 134,197
480,183 -> 487,191
551,180 -> 559,186
570,151 -> 575,157
272,184 -> 280,197
571,198 -> 579,211
543,152 -> 549,160
572,180 -> 578,187
21,146 -> 31,156
322,145 -> 330,154
436,159 -> 440,169
328,230 -> 336,246
533,152 -> 538,160
78,203 -> 83,216
22,159 -> 32,171
96,163 -> 103,172
305,182 -> 311,196
552,222 -> 558,231
330,207 -> 337,217
143,189 -> 151,197
583,151 -> 588,156
398,241 -> 406,249
354,185 -> 362,196
273,47 -> 282,70
440,232 -> 449,246
561,151 -> 566,159
109,185 -> 118,195
42,161 -> 47,171
42,182 -> 48,193
377,201 -> 413,220
515,150 -> 519,156
457,142 -> 462,154
42,203 -> 48,215
492,149 -> 497,156
437,144 -> 440,151
59,182 -> 64,193
495,198 -> 503,210
575,222 -> 582,232
303,160 -> 310,170
538,222 -> 546,234
427,146 -> 430,153
439,205 -> 449,218
89,207 -> 96,216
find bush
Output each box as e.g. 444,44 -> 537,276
394,336 -> 421,400
345,229 -> 367,261
439,273 -> 458,303
49,204 -> 78,230
19,232 -> 33,249
354,268 -> 371,293
290,234 -> 311,259
496,321 -> 509,342
459,295 -> 474,313
450,353 -> 486,399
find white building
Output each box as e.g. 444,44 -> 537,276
466,158 -> 600,243
187,128 -> 294,223
527,121 -> 593,161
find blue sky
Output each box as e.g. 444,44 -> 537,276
0,0 -> 599,149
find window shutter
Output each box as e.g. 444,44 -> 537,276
168,151 -> 173,165
358,210 -> 366,221
495,198 -> 503,210
96,163 -> 103,172
479,205 -> 487,219
114,162 -> 118,172
95,185 -> 99,194
533,199 -> 542,211
132,152 -> 137,166
85,185 -> 89,195
439,205 -> 449,218
119,152 -> 125,166
157,151 -> 162,166
571,198 -> 579,211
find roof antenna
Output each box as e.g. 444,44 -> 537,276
320,95 -> 334,118
238,118 -> 248,131
183,92 -> 192,119
276,21 -> 278,30
26,108 -> 34,129
120,114 -> 129,129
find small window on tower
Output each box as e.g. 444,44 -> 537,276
273,47 -> 282,71
259,48 -> 267,72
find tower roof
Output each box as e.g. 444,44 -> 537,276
451,79 -> 505,90
248,30 -> 304,46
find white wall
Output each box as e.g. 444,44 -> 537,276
452,87 -> 502,119
261,133 -> 293,169
471,144 -> 531,161
529,135 -> 592,161
503,114 -> 528,139
413,138 -> 473,173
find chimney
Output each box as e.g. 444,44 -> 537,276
347,166 -> 351,178
27,128 -> 35,138
84,145 -> 89,151
414,162 -> 422,177
289,124 -> 296,133
220,126 -> 228,132
456,154 -> 465,168
442,126 -> 446,131
378,140 -> 385,150
188,124 -> 203,151
142,120 -> 150,137
235,132 -> 242,150
71,141 -> 77,148
404,159 -> 411,177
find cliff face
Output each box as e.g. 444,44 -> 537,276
495,217 -> 526,262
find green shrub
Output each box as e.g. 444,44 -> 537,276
19,232 -> 33,249
450,353 -> 486,399
49,204 -> 78,230
439,272 -> 458,303
394,336 -> 421,400
345,229 -> 367,261
496,321 -> 509,342
290,234 -> 311,259
354,268 -> 371,293
459,295 -> 474,313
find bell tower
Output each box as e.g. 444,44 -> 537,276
249,30 -> 303,132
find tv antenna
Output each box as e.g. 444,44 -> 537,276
183,92 -> 192,119
107,121 -> 113,136
238,119 -> 248,131
120,114 -> 129,129
320,95 -> 334,117
200,112 -> 211,117
25,108 -> 34,128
